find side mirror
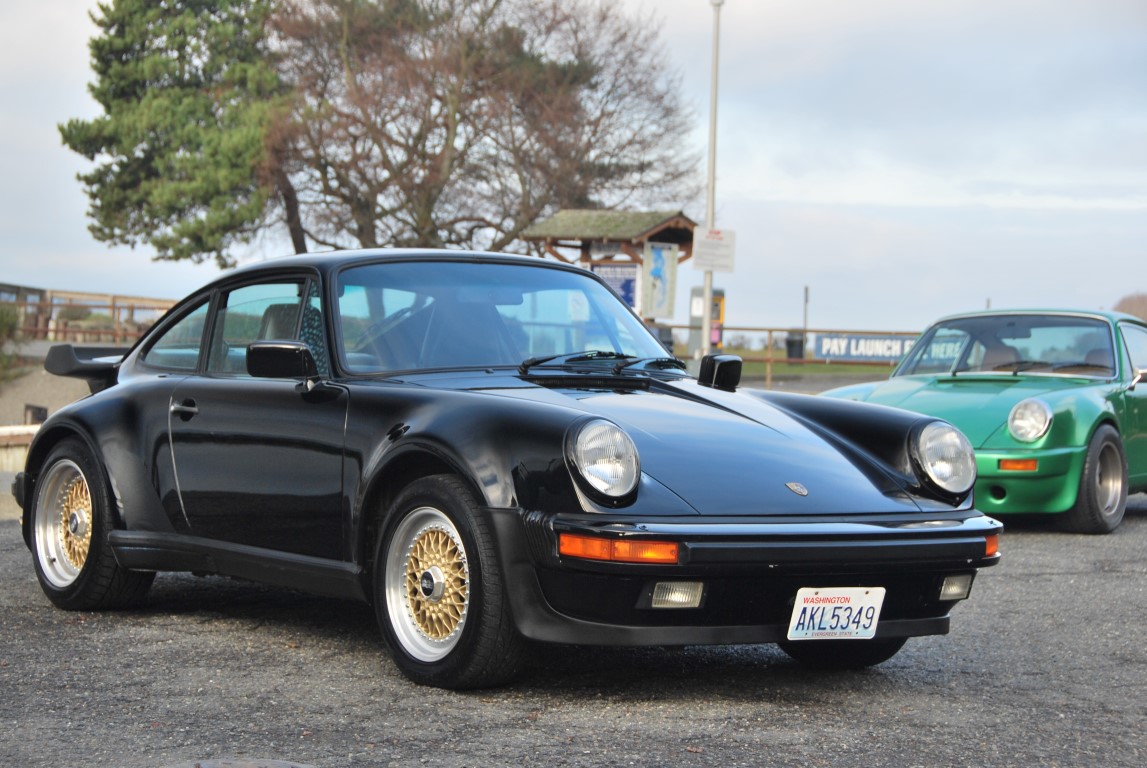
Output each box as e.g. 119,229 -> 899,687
698,353 -> 742,392
247,341 -> 320,389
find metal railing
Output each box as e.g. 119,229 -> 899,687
664,324 -> 919,388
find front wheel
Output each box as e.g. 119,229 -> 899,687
1062,425 -> 1127,534
30,438 -> 154,610
374,475 -> 525,689
778,638 -> 907,670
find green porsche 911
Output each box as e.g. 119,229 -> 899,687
823,310 -> 1147,534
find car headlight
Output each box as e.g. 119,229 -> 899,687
569,419 -> 640,498
1008,398 -> 1052,442
913,421 -> 977,496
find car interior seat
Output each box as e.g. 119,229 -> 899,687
981,345 -> 1019,371
420,301 -> 516,368
259,303 -> 301,340
1084,347 -> 1115,373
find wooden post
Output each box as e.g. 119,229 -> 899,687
766,329 -> 774,390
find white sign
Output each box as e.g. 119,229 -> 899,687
691,229 -> 736,272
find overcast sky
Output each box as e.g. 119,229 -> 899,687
1,0 -> 1144,332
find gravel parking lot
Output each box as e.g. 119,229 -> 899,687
2,500 -> 1146,768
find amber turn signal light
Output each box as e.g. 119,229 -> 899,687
999,458 -> 1038,472
985,533 -> 1000,557
559,533 -> 680,564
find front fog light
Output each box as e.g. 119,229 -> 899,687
940,574 -> 974,601
651,581 -> 705,609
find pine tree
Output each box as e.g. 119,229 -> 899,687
60,0 -> 285,267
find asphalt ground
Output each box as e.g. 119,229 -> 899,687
5,367 -> 1147,766
2,499 -> 1146,767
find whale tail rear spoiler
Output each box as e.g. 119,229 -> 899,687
44,344 -> 130,393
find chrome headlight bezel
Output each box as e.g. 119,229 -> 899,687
566,418 -> 640,504
911,421 -> 977,497
1008,398 -> 1052,442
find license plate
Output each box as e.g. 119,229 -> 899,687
786,587 -> 886,640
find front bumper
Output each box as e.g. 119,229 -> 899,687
488,508 -> 1001,647
973,446 -> 1085,516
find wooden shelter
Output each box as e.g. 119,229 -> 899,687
521,209 -> 696,265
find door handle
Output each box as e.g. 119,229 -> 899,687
170,399 -> 199,420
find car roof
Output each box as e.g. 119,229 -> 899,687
225,248 -> 575,280
928,308 -> 1145,327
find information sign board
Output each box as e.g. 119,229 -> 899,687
691,229 -> 736,272
815,334 -> 918,363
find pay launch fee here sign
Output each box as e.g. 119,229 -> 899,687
815,334 -> 918,363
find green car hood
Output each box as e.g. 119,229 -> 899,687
851,375 -> 1089,447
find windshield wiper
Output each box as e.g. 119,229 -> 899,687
612,356 -> 687,375
518,350 -> 632,374
1000,360 -> 1049,375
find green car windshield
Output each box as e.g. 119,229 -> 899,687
896,314 -> 1117,378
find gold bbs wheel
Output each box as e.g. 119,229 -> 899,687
385,506 -> 470,662
33,459 -> 94,588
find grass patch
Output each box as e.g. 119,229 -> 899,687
742,359 -> 894,378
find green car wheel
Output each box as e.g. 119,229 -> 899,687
1062,425 -> 1127,534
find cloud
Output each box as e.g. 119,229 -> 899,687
652,0 -> 1147,213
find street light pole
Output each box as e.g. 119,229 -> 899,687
701,0 -> 724,356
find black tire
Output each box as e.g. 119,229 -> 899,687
373,475 -> 526,689
778,638 -> 907,670
30,438 -> 155,610
1062,425 -> 1127,534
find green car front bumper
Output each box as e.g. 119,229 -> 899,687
973,446 -> 1086,516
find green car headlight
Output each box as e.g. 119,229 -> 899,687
1008,398 -> 1052,442
913,421 -> 977,496
569,419 -> 640,498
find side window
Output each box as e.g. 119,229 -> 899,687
140,301 -> 210,371
207,282 -> 305,375
1120,324 -> 1147,373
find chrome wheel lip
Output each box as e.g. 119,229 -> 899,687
1094,442 -> 1124,518
385,506 -> 470,663
33,459 -> 92,589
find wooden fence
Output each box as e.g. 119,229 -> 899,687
662,323 -> 919,388
3,290 -> 175,346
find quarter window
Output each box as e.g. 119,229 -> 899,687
140,301 -> 209,371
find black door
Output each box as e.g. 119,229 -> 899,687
168,376 -> 347,559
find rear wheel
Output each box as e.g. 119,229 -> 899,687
30,438 -> 154,610
1062,425 -> 1126,534
778,638 -> 907,670
374,475 -> 525,689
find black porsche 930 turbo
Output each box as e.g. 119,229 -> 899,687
12,250 -> 1000,688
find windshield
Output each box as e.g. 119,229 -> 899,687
334,260 -> 670,373
896,314 -> 1116,378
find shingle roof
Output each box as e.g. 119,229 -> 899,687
521,209 -> 695,242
